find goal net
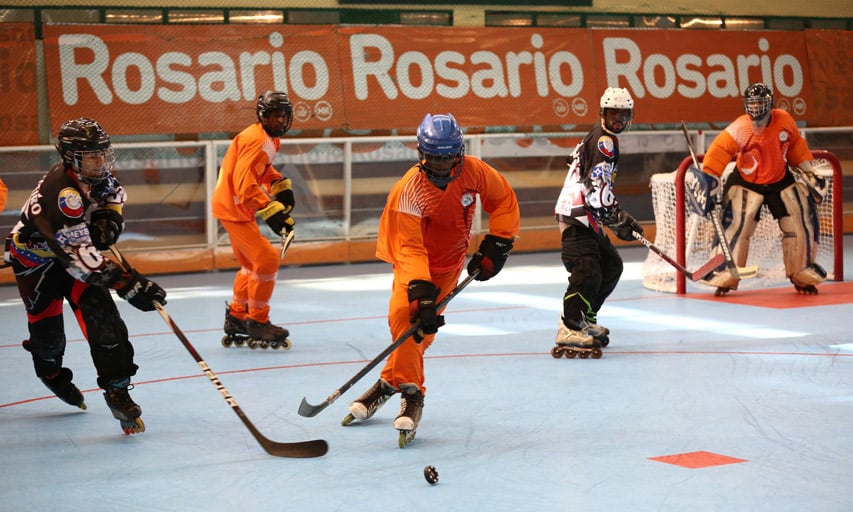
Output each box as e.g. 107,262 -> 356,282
642,150 -> 843,293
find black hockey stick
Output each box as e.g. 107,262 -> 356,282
680,121 -> 757,279
298,270 -> 479,418
109,246 -> 328,458
633,231 -> 724,282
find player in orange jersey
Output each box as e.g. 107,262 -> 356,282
212,91 -> 296,348
696,83 -> 825,295
342,113 -> 520,447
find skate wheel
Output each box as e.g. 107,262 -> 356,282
259,341 -> 270,349
550,346 -> 563,358
341,414 -> 355,427
247,339 -> 259,350
234,338 -> 245,347
566,350 -> 578,359
398,430 -> 415,449
599,337 -> 610,347
121,417 -> 145,435
592,347 -> 603,359
221,336 -> 233,348
578,351 -> 590,359
280,339 -> 292,350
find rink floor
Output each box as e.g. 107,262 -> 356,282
1,240 -> 851,512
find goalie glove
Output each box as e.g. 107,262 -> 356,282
791,163 -> 827,204
467,234 -> 514,281
603,208 -> 643,241
88,208 -> 124,250
684,166 -> 720,217
258,201 -> 295,235
116,270 -> 167,312
270,177 -> 295,214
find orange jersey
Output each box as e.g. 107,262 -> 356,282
376,156 -> 520,286
212,123 -> 282,222
702,109 -> 812,185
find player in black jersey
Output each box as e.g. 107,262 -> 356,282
4,117 -> 166,434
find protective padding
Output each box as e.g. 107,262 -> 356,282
779,183 -> 824,286
723,185 -> 764,268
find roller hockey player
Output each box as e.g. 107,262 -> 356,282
343,112 -> 520,447
695,83 -> 825,295
213,91 -> 296,349
5,117 -> 166,435
551,87 -> 641,359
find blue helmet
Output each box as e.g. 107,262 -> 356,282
416,113 -> 465,187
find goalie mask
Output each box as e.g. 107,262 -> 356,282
743,83 -> 773,123
599,87 -> 634,135
56,117 -> 115,186
257,90 -> 294,137
417,113 -> 465,188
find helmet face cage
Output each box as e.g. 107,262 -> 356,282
599,87 -> 634,134
743,83 -> 773,121
416,113 -> 465,187
257,91 -> 294,137
56,117 -> 115,185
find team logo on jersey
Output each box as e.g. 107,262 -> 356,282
778,130 -> 790,143
461,192 -> 475,208
58,188 -> 84,218
597,136 -> 615,158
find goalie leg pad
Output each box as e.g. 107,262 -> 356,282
722,185 -> 763,268
778,184 -> 823,286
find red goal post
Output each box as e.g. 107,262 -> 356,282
642,149 -> 844,294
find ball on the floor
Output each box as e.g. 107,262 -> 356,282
423,465 -> 439,485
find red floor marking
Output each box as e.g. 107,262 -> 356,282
649,450 -> 748,469
686,281 -> 853,309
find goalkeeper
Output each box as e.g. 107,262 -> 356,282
692,82 -> 825,295
553,87 -> 642,350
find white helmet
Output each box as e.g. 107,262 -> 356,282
599,87 -> 634,134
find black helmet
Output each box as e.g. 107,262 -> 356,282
256,91 -> 294,137
743,83 -> 774,122
55,117 -> 115,185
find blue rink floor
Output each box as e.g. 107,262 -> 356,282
1,239 -> 852,512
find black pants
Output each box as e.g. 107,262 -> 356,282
560,224 -> 623,328
13,259 -> 137,388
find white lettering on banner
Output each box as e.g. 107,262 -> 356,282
349,33 -> 583,101
603,37 -> 804,99
57,32 -> 329,105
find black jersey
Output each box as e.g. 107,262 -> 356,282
8,163 -> 126,286
554,125 -> 621,229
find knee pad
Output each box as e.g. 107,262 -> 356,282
78,286 -> 128,348
23,316 -> 67,378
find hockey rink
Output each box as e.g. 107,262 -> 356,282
1,240 -> 851,512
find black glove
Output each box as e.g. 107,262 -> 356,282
606,208 -> 643,241
270,178 -> 295,214
117,270 -> 167,312
407,280 -> 444,342
89,208 -> 124,250
467,234 -> 514,281
258,201 -> 295,235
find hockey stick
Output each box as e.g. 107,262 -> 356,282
680,121 -> 758,280
109,246 -> 328,458
280,230 -> 295,259
633,231 -> 724,281
298,270 -> 479,418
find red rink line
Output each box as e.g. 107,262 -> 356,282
3,349 -> 850,409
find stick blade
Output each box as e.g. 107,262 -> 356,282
298,397 -> 329,418
690,253 -> 726,281
261,438 -> 328,458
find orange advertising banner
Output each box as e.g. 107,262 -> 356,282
0,23 -> 39,145
42,24 -> 346,136
34,24 -> 853,140
588,29 -> 816,125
